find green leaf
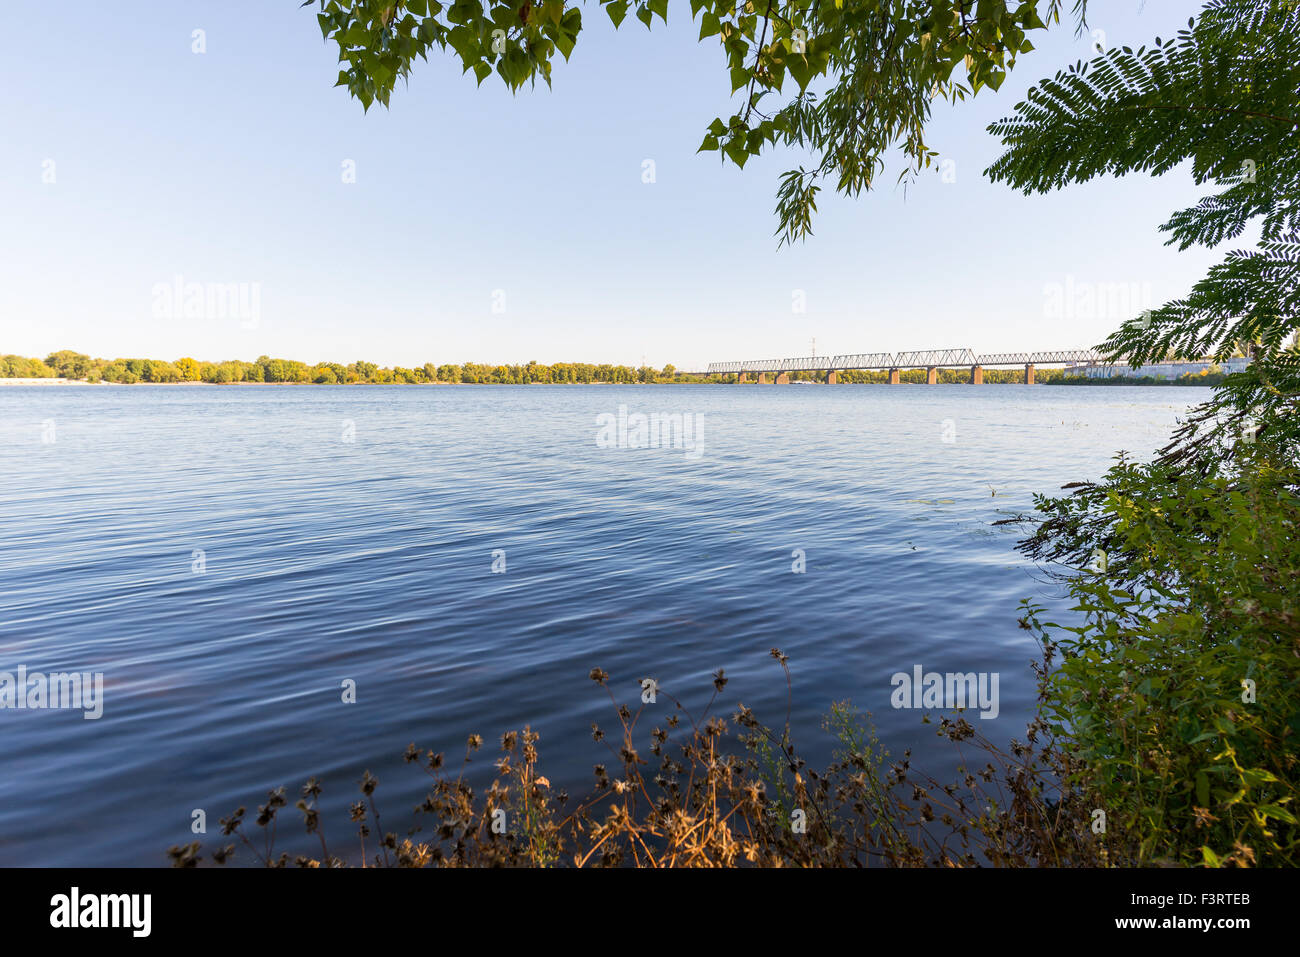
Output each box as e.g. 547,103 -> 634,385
1258,803 -> 1298,825
787,54 -> 812,91
370,58 -> 393,87
554,27 -> 576,60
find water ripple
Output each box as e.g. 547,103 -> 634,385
0,384 -> 1203,864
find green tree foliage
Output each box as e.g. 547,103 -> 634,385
257,356 -> 315,383
306,0 -> 1084,243
990,0 -> 1299,865
1020,454 -> 1299,866
1,354 -> 57,378
990,0 -> 1300,570
987,0 -> 1299,385
5,351 -> 718,385
200,361 -> 257,383
44,350 -> 92,378
99,358 -> 184,383
175,357 -> 203,381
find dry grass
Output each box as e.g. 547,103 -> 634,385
168,648 -> 1118,868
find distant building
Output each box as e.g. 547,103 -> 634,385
1067,357 -> 1252,379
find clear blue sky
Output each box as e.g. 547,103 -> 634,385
0,1 -> 1223,370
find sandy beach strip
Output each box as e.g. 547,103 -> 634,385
0,378 -> 108,386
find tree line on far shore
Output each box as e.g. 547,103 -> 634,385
2,350 -> 1230,386
3,351 -> 684,384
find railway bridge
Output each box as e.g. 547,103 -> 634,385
705,348 -> 1104,385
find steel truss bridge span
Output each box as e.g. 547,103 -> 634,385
707,349 -> 1103,374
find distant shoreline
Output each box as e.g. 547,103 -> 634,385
0,377 -> 1222,388
7,352 -> 1233,387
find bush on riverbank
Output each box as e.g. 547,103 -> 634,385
1017,456 -> 1300,867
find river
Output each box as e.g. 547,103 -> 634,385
0,383 -> 1208,864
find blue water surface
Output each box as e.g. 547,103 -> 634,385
0,383 -> 1206,864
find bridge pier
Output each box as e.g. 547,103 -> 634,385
736,372 -> 749,384
1024,363 -> 1036,386
827,370 -> 838,385
758,373 -> 769,384
926,366 -> 938,385
971,365 -> 983,385
887,368 -> 900,385
775,372 -> 790,384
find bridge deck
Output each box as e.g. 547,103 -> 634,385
707,348 -> 1103,374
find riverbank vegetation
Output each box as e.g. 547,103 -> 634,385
1,353 -> 696,385
166,0 -> 1296,867
170,649 -> 1114,868
990,0 -> 1300,867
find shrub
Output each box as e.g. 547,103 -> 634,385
1020,455 -> 1299,867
